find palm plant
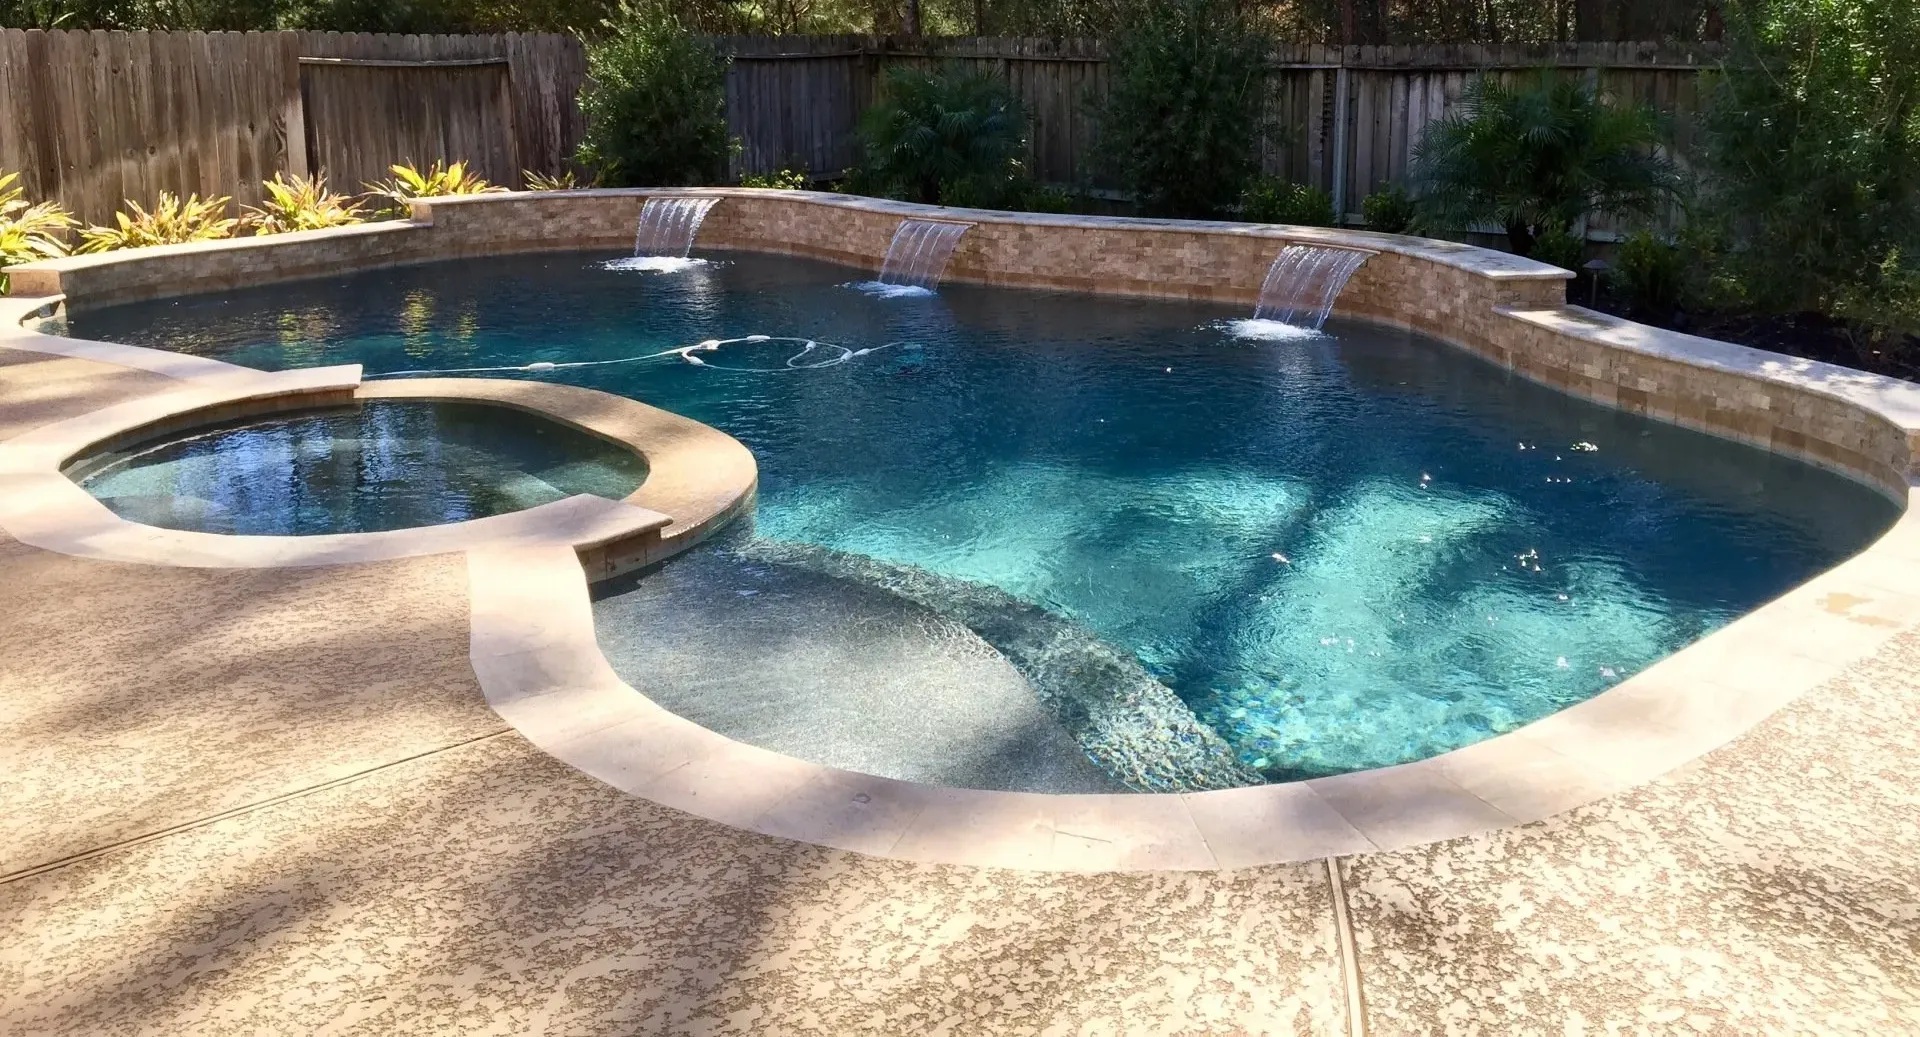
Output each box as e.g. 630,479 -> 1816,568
856,65 -> 1029,207
78,192 -> 237,253
243,173 -> 365,235
0,171 -> 75,292
365,160 -> 504,217
1410,71 -> 1681,258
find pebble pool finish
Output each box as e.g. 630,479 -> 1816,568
67,399 -> 649,536
61,250 -> 1901,785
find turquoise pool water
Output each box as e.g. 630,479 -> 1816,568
63,250 -> 1899,781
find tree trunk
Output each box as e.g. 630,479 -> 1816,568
1573,0 -> 1606,40
904,0 -> 922,36
1340,0 -> 1356,44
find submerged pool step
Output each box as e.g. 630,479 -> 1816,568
593,546 -> 1123,795
730,540 -> 1263,793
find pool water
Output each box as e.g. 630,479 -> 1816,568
69,399 -> 648,536
64,251 -> 1900,781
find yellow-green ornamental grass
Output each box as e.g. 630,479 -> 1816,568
366,160 -> 505,216
243,173 -> 366,235
0,170 -> 76,292
78,192 -> 238,253
38,160 -> 508,262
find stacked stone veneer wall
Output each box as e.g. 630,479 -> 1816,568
11,188 -> 1917,498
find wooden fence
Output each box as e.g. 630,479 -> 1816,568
0,29 -> 585,225
717,36 -> 1720,230
1,30 -> 1715,233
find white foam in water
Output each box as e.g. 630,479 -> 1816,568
847,280 -> 938,299
1223,318 -> 1324,342
602,256 -> 708,274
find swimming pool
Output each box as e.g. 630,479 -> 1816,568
62,249 -> 1899,786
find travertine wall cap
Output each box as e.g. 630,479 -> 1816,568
417,188 -> 1574,282
3,220 -> 421,297
1511,305 -> 1920,431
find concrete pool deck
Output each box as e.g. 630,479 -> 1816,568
1,341 -> 1917,1032
4,192 -> 1920,1030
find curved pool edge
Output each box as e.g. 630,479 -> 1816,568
0,305 -> 755,573
469,494 -> 1920,872
6,200 -> 1920,872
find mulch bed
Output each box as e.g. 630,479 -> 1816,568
1587,291 -> 1920,384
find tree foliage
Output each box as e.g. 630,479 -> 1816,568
854,65 -> 1028,206
1697,0 -> 1920,339
1410,71 -> 1679,256
1,0 -> 1730,39
1096,0 -> 1271,219
575,4 -> 733,187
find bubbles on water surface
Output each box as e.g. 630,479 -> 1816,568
602,256 -> 710,274
1219,317 -> 1324,342
845,281 -> 938,300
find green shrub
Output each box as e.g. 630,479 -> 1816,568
1241,177 -> 1336,227
1832,250 -> 1920,341
856,65 -> 1028,207
78,192 -> 237,253
0,170 -> 74,293
1411,70 -> 1680,258
1096,0 -> 1271,219
575,3 -> 732,187
1361,186 -> 1415,234
1607,231 -> 1688,321
1698,0 -> 1920,343
1529,226 -> 1585,272
740,167 -> 810,190
243,173 -> 364,235
1011,181 -> 1084,214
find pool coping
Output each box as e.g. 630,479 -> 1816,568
4,197 -> 1919,872
463,499 -> 1920,871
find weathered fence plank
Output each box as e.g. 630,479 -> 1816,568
2,29 -> 1712,238
0,29 -> 584,225
716,35 -> 1716,233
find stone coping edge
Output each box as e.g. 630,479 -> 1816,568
416,187 -> 1567,282
470,494 -> 1920,872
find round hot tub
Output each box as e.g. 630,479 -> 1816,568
65,399 -> 649,536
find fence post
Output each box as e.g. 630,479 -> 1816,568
1330,51 -> 1351,221
280,32 -> 309,178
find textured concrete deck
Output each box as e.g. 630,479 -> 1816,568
2,342 -> 1919,1034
